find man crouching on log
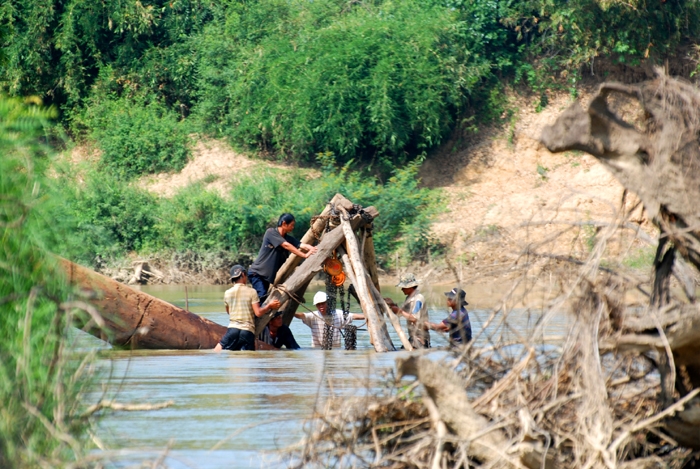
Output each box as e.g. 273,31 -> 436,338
214,265 -> 281,351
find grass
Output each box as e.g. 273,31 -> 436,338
623,246 -> 656,270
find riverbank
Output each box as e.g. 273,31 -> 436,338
81,87 -> 661,293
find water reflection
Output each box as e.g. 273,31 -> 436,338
92,282 -> 569,468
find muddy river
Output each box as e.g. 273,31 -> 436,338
87,283 -> 568,468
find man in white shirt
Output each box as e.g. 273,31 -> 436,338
295,291 -> 364,349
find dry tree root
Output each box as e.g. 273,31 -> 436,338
287,71 -> 700,468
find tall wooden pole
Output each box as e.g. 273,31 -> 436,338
361,223 -> 381,292
338,247 -> 406,349
365,271 -> 413,351
338,207 -> 394,352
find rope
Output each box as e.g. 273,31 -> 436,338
310,201 -> 374,241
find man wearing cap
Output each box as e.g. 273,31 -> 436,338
425,287 -> 472,346
295,291 -> 365,348
214,265 -> 281,351
388,273 -> 430,349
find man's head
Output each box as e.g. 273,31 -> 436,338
277,213 -> 296,235
230,264 -> 246,283
444,287 -> 468,308
269,312 -> 284,330
313,291 -> 328,315
396,273 -> 419,295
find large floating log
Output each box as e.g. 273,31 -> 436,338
60,258 -> 225,349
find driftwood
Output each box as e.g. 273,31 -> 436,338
541,71 -> 700,451
60,258 -> 225,349
396,355 -> 556,469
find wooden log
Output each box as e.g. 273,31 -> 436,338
366,272 -> 413,351
338,247 -> 410,350
396,355 -> 558,469
361,224 -> 381,292
280,277 -> 312,327
59,258 -> 225,349
338,207 -> 394,352
255,206 -> 379,335
273,193 -> 355,285
335,247 -> 374,348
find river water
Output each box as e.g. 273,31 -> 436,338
88,282 -> 568,468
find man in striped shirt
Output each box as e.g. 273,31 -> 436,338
295,291 -> 364,349
214,265 -> 280,351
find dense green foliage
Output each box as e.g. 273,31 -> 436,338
5,0 -> 699,166
63,156 -> 441,267
73,92 -> 192,178
195,0 -> 490,163
500,0 -> 700,94
0,97 -> 92,468
4,0 -> 700,269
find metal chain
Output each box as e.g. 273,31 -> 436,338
322,216 -> 336,350
323,273 -> 336,350
342,285 -> 357,350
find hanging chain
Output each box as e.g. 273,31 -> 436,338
322,213 -> 337,351
342,285 -> 357,350
323,273 -> 336,350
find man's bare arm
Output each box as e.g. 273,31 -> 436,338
252,299 -> 281,318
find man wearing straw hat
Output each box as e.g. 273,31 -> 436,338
425,287 -> 472,346
388,273 -> 430,349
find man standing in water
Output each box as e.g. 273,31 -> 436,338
295,291 -> 364,348
388,273 -> 430,349
214,265 -> 281,351
425,287 -> 472,346
259,312 -> 301,349
248,213 -> 318,301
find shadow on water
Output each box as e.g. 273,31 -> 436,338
85,282 -> 569,468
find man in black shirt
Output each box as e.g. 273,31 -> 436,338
248,213 -> 318,300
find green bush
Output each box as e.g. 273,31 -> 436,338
0,0 -> 220,108
502,0 -> 700,92
58,155 -> 441,268
196,0 -> 492,164
74,92 -> 191,179
0,96 -> 92,468
63,168 -> 161,261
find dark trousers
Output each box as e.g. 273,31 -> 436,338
272,325 -> 300,350
219,328 -> 256,351
248,271 -> 270,301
